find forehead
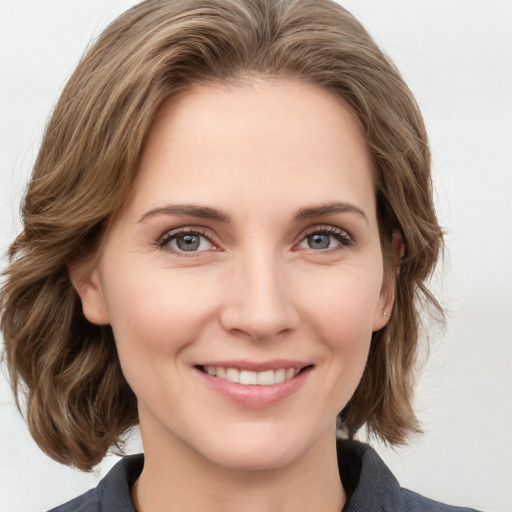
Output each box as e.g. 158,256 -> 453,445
126,79 -> 375,222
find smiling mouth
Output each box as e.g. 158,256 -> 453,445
196,365 -> 312,386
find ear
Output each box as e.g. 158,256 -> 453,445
372,230 -> 404,331
68,261 -> 110,325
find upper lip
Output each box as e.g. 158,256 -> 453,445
194,360 -> 312,372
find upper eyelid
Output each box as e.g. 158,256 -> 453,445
301,224 -> 350,235
157,226 -> 219,249
298,224 -> 353,241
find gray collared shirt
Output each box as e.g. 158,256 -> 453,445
48,440 -> 481,512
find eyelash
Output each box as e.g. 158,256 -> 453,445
156,227 -> 215,257
298,226 -> 353,252
155,225 -> 353,257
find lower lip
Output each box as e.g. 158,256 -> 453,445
195,367 -> 312,408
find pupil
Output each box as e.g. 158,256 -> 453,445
309,234 -> 330,249
177,234 -> 200,251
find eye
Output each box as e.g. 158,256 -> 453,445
296,227 -> 352,251
158,228 -> 215,255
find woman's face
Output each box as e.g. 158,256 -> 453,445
77,79 -> 392,471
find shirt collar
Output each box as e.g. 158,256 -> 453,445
337,439 -> 405,512
97,439 -> 403,512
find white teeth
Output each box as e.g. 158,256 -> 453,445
225,368 -> 240,383
274,368 -> 285,383
257,370 -> 275,385
202,366 -> 302,385
239,370 -> 258,385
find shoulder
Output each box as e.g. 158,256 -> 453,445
46,454 -> 144,512
47,489 -> 100,512
337,439 -> 482,512
401,489 -> 481,512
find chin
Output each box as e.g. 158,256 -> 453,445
207,444 -> 299,472
193,423 -> 323,472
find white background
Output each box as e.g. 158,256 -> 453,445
1,1 -> 511,511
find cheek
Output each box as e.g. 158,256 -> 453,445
100,263 -> 221,363
297,264 -> 382,391
299,262 -> 383,336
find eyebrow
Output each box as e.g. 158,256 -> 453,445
293,202 -> 369,225
138,204 -> 232,223
138,201 -> 368,225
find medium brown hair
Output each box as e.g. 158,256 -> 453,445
1,0 -> 443,471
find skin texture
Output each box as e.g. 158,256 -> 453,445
73,79 -> 394,512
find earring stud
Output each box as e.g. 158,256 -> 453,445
381,310 -> 387,316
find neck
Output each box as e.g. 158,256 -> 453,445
132,425 -> 345,512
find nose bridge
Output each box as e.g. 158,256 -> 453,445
220,246 -> 299,340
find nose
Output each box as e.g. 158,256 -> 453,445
219,250 -> 300,341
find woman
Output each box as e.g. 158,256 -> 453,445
0,0 -> 487,510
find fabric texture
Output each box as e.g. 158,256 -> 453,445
47,439 -> 481,512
